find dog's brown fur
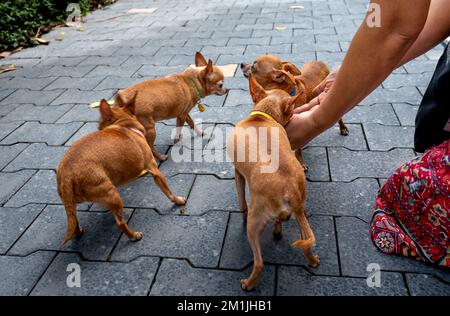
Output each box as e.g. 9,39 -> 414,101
241,54 -> 349,136
115,52 -> 228,162
57,93 -> 186,246
227,75 -> 320,291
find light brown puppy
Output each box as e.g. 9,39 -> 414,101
240,54 -> 349,136
116,52 -> 229,161
57,93 -> 186,246
227,75 -> 320,291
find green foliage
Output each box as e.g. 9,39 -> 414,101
0,0 -> 112,51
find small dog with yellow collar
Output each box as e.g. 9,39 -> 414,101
114,52 -> 229,162
226,74 -> 320,291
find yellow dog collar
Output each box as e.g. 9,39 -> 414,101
249,111 -> 275,122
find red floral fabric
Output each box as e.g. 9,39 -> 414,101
370,139 -> 450,267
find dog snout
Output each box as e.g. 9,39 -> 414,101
216,87 -> 229,96
241,63 -> 251,77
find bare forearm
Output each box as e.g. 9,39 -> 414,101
397,0 -> 450,66
310,0 -> 430,134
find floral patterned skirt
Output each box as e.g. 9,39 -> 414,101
369,139 -> 450,267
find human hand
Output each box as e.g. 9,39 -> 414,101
291,67 -> 339,115
292,92 -> 325,115
285,110 -> 318,150
313,66 -> 340,96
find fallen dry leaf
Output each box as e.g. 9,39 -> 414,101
32,37 -> 50,45
189,63 -> 237,77
89,99 -> 114,108
12,47 -> 23,54
0,64 -> 16,74
290,5 -> 305,9
0,51 -> 11,59
127,8 -> 158,14
55,32 -> 65,41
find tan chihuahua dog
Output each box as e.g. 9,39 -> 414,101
57,93 -> 186,246
241,54 -> 349,135
227,75 -> 320,291
116,52 -> 229,161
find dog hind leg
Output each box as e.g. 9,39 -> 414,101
147,160 -> 186,205
292,205 -> 320,268
96,184 -> 142,241
61,202 -> 83,246
144,120 -> 168,161
234,168 -> 248,223
241,212 -> 267,291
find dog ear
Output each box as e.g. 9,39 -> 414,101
271,70 -> 286,83
195,52 -> 208,67
271,69 -> 297,87
201,59 -> 213,77
115,91 -> 137,114
115,91 -> 127,107
282,62 -> 302,76
99,99 -> 113,121
248,74 -> 267,103
281,91 -> 304,121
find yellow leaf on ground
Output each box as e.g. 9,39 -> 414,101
189,63 -> 237,77
139,169 -> 150,177
0,64 -> 16,74
55,32 -> 65,41
275,26 -> 287,31
32,37 -> 50,45
0,52 -> 11,58
127,8 -> 158,14
89,99 -> 115,108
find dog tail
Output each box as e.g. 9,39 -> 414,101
57,170 -> 80,247
291,207 -> 316,249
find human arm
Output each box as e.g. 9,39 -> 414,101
286,0 -> 431,149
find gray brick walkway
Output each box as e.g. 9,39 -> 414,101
0,0 -> 448,296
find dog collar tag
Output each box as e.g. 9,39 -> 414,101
198,103 -> 206,112
290,85 -> 298,97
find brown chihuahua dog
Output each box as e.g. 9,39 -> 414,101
115,52 -> 229,161
57,93 -> 186,246
240,54 -> 349,136
227,75 -> 320,291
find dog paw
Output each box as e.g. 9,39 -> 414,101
240,279 -> 253,291
158,154 -> 168,162
308,255 -> 320,268
76,226 -> 84,238
133,232 -> 143,241
340,127 -> 349,136
174,196 -> 187,205
196,129 -> 205,137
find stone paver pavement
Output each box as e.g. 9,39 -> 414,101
0,0 -> 448,296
